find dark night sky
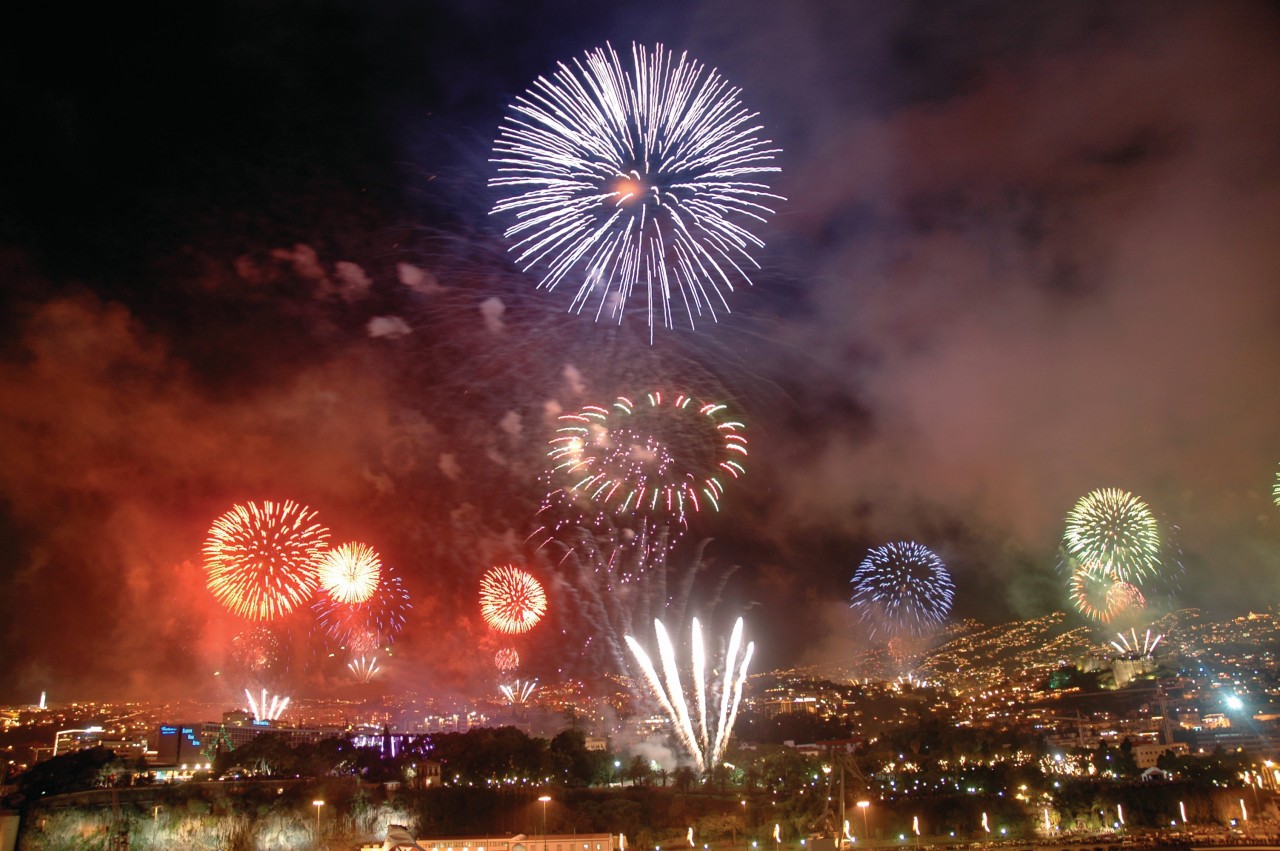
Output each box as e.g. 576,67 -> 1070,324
2,0 -> 1279,704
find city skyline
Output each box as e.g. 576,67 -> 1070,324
2,1 -> 1279,703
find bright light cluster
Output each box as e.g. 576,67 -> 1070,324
625,617 -> 754,773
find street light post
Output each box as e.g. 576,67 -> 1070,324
313,800 -> 324,846
856,802 -> 870,843
539,794 -> 552,851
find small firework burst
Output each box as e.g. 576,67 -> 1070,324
494,647 -> 520,673
479,565 -> 548,635
849,542 -> 955,638
317,542 -> 381,604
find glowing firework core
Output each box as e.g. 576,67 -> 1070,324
625,617 -> 754,774
479,565 -> 548,635
317,542 -> 382,604
204,501 -> 329,622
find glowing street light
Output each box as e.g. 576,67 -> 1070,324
313,800 -> 324,841
857,802 -> 870,839
540,794 -> 552,851
1179,801 -> 1187,824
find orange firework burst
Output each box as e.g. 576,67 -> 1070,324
317,541 -> 381,604
479,565 -> 547,635
203,500 -> 329,621
494,647 -> 519,672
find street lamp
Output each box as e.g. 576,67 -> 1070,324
856,802 -> 870,840
313,800 -> 324,843
539,794 -> 552,851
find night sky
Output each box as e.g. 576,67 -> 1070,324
3,1 -> 1279,704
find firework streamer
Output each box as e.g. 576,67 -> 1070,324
348,655 -> 379,683
314,561 -> 411,648
550,528 -> 737,677
625,616 -> 755,773
491,42 -> 783,337
245,688 -> 290,722
542,391 -> 747,544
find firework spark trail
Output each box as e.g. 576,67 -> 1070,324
245,688 -> 290,721
348,656 -> 379,683
692,619 -> 709,755
491,42 -> 783,337
1062,488 -> 1161,583
625,617 -> 755,773
480,565 -> 548,635
1111,628 -> 1163,656
499,678 -> 539,705
204,501 -> 329,622
552,528 -> 734,676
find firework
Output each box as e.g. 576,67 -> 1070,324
1274,465 -> 1280,507
494,647 -> 520,673
1110,628 -> 1163,657
550,525 -> 737,678
1062,488 -> 1161,583
545,391 -> 747,535
204,501 -> 330,621
626,617 -> 754,774
245,688 -> 290,722
313,561 -> 411,647
479,565 -> 548,635
490,42 -> 783,336
849,542 -> 955,638
229,626 -> 282,674
317,542 -> 381,605
348,656 -> 380,683
499,678 -> 539,705
1068,566 -> 1146,624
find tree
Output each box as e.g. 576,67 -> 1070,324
16,746 -> 116,802
627,754 -> 654,787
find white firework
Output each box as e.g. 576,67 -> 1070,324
625,616 -> 754,773
348,655 -> 380,683
499,678 -> 539,705
244,688 -> 290,722
1110,628 -> 1163,657
491,42 -> 783,336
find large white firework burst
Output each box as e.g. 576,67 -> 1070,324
625,617 -> 754,774
491,42 -> 783,336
